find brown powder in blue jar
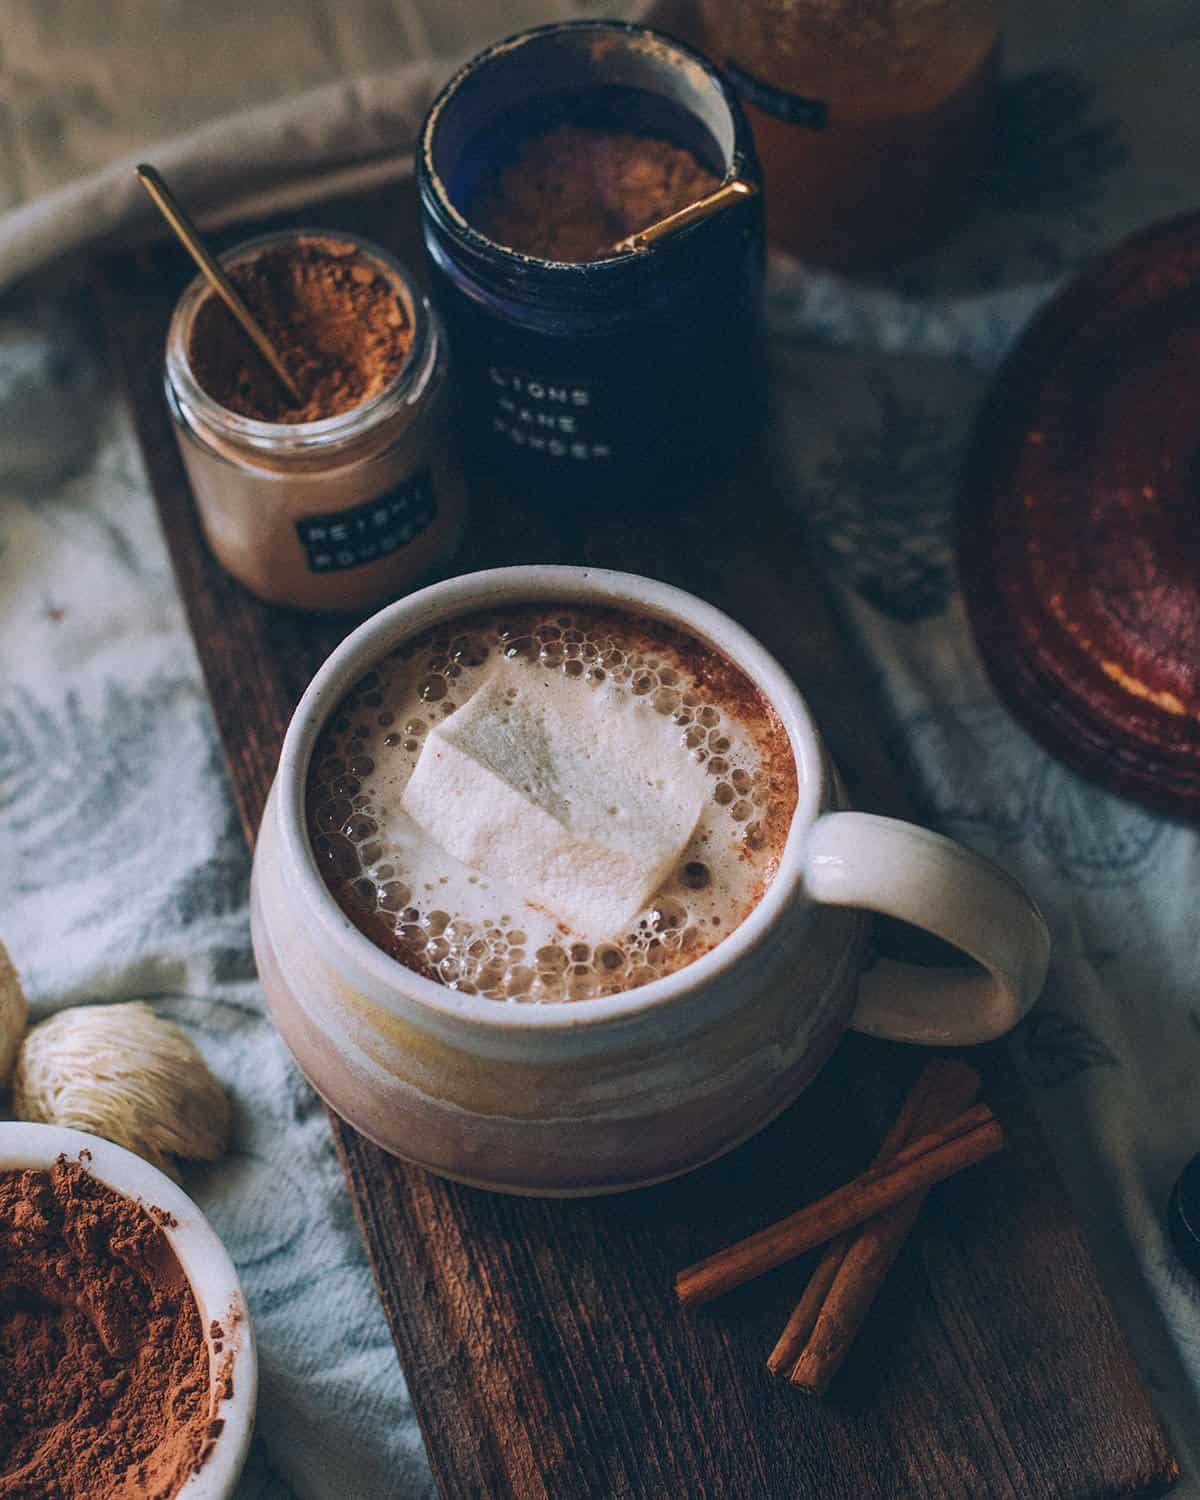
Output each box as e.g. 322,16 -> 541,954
470,124 -> 721,262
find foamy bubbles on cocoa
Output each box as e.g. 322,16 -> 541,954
306,606 -> 795,1002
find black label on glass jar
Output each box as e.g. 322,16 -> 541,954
724,61 -> 828,129
295,469 -> 436,573
486,364 -> 615,463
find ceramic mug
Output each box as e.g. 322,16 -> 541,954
251,566 -> 1049,1196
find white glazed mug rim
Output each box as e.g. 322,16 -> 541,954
275,565 -> 827,1032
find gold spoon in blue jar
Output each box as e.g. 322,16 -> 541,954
612,178 -> 757,254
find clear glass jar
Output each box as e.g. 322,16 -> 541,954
165,228 -> 466,613
702,0 -> 1000,268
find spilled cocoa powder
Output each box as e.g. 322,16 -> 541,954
189,238 -> 413,424
0,1157 -> 218,1500
470,124 -> 721,262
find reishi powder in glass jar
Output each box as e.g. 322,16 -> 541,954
165,229 -> 465,613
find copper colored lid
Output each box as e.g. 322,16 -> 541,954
959,211 -> 1200,818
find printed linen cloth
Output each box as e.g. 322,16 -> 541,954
2,2 -> 1200,1496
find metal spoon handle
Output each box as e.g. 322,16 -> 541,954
612,178 -> 758,255
136,164 -> 303,407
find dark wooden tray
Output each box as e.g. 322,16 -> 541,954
94,181 -> 1178,1500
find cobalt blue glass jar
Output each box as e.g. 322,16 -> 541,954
416,21 -> 766,509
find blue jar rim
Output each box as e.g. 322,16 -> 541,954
416,19 -> 761,301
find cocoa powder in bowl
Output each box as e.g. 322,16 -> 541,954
0,1158 -> 219,1500
188,237 -> 414,424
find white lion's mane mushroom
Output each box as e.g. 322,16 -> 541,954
12,1001 -> 231,1175
0,942 -> 28,1088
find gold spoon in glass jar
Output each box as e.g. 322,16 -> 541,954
135,164 -> 304,408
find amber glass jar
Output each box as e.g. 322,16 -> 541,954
702,0 -> 999,268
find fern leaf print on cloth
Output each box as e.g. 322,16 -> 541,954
890,701 -> 1170,887
1016,1007 -> 1120,1088
774,355 -> 985,622
881,66 -> 1129,297
987,69 -> 1128,219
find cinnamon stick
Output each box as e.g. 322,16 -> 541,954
674,1101 -> 1004,1308
765,1058 -> 980,1378
790,1075 -> 986,1395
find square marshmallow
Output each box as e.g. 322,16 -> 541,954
400,659 -> 709,940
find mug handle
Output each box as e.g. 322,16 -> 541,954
803,812 -> 1049,1046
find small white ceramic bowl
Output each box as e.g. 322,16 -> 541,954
0,1122 -> 256,1499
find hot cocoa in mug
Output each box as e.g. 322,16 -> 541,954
252,567 -> 1049,1196
306,603 -> 797,1002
